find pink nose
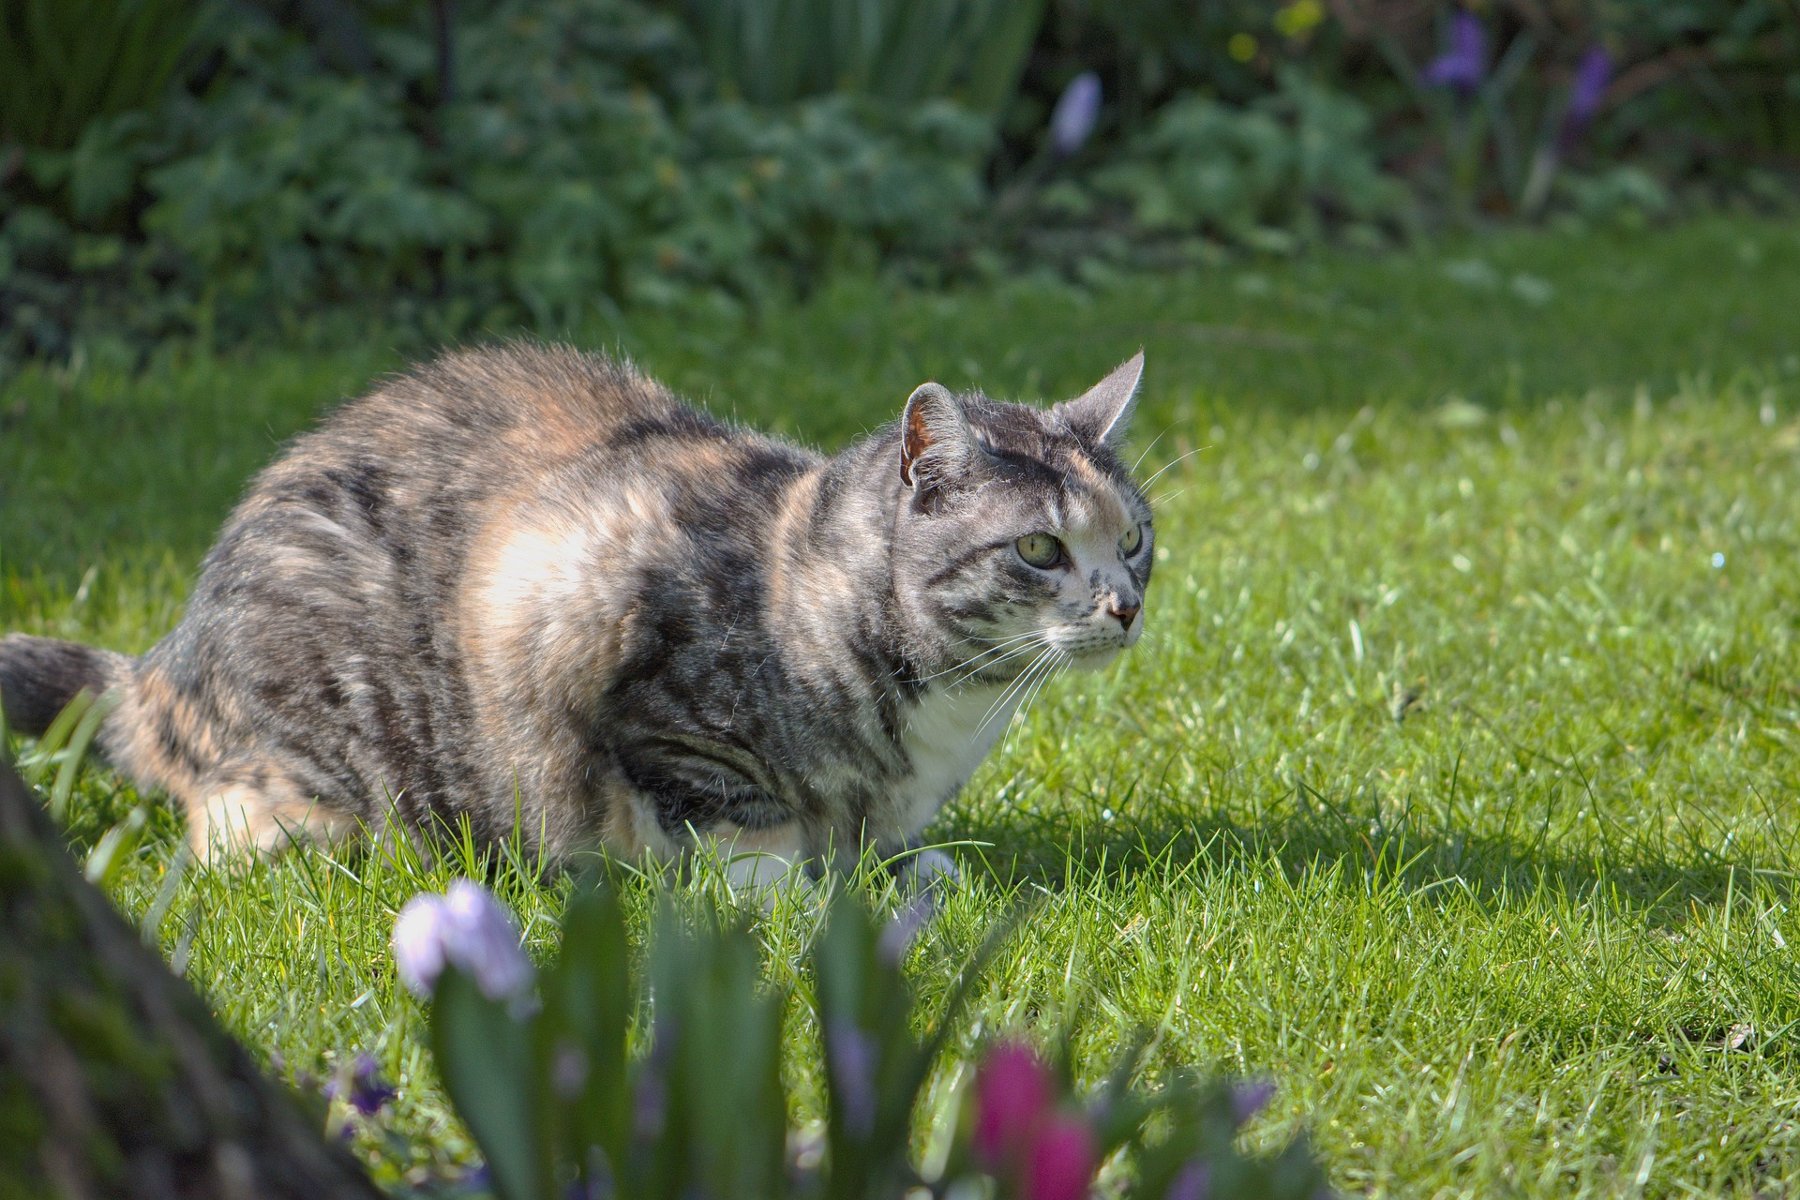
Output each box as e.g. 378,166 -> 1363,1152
1108,601 -> 1140,630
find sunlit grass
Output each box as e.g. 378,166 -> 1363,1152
5,214 -> 1800,1197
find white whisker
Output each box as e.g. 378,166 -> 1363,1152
1145,485 -> 1193,509
1130,426 -> 1171,473
910,631 -> 1046,686
1139,444 -> 1211,492
1001,649 -> 1068,755
976,647 -> 1052,737
943,638 -> 1046,690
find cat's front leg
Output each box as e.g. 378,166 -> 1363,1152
888,837 -> 963,903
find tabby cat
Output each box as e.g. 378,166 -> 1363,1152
1,345 -> 1153,884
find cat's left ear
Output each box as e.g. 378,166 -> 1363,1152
899,381 -> 979,493
1056,350 -> 1144,449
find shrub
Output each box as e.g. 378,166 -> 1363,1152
1056,70 -> 1413,261
660,0 -> 1046,119
0,0 -> 994,358
0,0 -> 210,152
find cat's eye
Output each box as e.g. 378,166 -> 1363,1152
1015,532 -> 1064,569
1120,524 -> 1144,556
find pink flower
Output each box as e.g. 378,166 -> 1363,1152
1021,1113 -> 1098,1200
973,1041 -> 1055,1166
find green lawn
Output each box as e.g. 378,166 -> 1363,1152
5,214 -> 1800,1197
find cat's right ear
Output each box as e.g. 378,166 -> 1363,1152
899,382 -> 977,494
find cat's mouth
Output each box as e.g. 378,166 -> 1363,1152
1045,619 -> 1141,668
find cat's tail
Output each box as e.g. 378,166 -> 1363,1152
0,634 -> 135,746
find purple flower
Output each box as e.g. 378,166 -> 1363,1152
1423,11 -> 1487,96
633,1024 -> 675,1140
827,1022 -> 878,1136
391,880 -> 534,1002
551,1041 -> 588,1100
393,893 -> 449,996
1049,72 -> 1102,157
1231,1078 -> 1277,1127
1566,44 -> 1612,129
973,1041 -> 1054,1166
1021,1112 -> 1098,1200
1167,1160 -> 1212,1200
347,1053 -> 398,1116
876,892 -> 935,966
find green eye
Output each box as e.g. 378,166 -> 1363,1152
1120,524 -> 1144,555
1016,532 -> 1063,568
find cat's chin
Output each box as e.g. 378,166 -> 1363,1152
1066,645 -> 1127,671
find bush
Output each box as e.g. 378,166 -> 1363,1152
3,0 -> 1795,362
1093,69 -> 1412,247
659,0 -> 1045,118
0,0 -> 994,358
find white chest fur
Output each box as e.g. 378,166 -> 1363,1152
890,682 -> 1017,837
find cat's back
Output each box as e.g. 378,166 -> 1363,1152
135,344 -> 808,840
297,343 -> 687,483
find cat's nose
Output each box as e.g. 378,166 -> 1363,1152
1108,600 -> 1140,630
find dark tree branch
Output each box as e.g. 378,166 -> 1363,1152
0,759 -> 383,1199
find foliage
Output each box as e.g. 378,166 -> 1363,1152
407,878 -> 1329,1200
0,0 -> 992,358
1083,69 -> 1414,254
0,0 -> 210,152
1597,0 -> 1800,168
2,0 -> 1797,361
1023,0 -> 1340,137
661,0 -> 1045,119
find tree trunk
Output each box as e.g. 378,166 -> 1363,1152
0,758 -> 384,1200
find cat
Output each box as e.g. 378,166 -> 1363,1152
1,344 -> 1153,885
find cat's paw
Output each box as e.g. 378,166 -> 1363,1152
724,848 -> 817,901
894,846 -> 962,901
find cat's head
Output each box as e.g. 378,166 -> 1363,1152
891,353 -> 1154,679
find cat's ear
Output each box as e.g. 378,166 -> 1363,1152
1056,351 -> 1144,449
899,382 -> 978,492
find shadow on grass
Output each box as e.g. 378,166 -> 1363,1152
954,790 -> 1795,929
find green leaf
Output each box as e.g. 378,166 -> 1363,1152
84,805 -> 149,887
50,688 -> 117,825
541,882 -> 633,1182
431,968 -> 547,1200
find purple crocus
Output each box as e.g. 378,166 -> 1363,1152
347,1053 -> 398,1116
392,894 -> 449,996
1423,11 -> 1487,96
826,1022 -> 878,1137
391,880 -> 534,1002
633,1023 -> 675,1140
1565,44 -> 1612,130
551,1040 -> 588,1100
1049,71 -> 1102,157
1166,1160 -> 1212,1200
876,892 -> 935,966
1230,1078 -> 1277,1127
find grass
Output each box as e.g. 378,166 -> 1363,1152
5,212 -> 1800,1197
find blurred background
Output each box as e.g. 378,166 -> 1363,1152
2,0 -> 1796,365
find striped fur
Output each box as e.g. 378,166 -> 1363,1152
0,344 -> 1154,869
